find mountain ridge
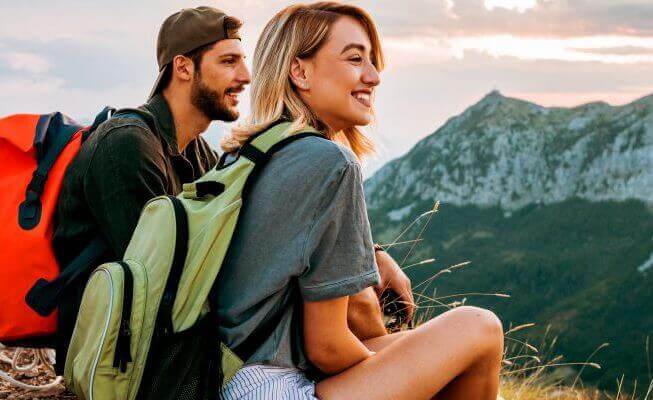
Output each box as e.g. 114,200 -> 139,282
365,90 -> 653,213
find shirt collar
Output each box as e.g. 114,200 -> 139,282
141,94 -> 181,156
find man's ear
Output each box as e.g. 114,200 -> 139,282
289,57 -> 310,90
171,55 -> 194,83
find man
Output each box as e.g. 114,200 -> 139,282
51,6 -> 250,372
54,7 -> 249,265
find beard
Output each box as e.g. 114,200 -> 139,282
190,74 -> 239,122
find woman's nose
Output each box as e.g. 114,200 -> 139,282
362,62 -> 380,87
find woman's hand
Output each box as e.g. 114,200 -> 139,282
374,249 -> 415,323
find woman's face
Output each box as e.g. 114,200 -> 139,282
296,16 -> 380,132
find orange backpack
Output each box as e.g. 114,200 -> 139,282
0,109 -> 111,343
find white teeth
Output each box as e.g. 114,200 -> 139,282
353,92 -> 370,102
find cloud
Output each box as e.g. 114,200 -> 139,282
572,46 -> 653,56
1,52 -> 51,74
0,0 -> 651,177
450,35 -> 653,64
343,0 -> 653,39
484,0 -> 537,12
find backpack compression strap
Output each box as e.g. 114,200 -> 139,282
18,107 -> 113,230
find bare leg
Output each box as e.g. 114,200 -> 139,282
363,328 -> 501,400
363,330 -> 410,352
316,306 -> 503,400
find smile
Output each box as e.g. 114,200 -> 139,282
226,89 -> 241,105
352,91 -> 371,108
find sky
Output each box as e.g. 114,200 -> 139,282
1,0 -> 652,176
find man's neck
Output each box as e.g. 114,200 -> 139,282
162,90 -> 210,152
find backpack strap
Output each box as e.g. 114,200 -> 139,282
25,236 -> 108,317
18,113 -> 83,230
23,106 -> 121,315
209,123 -> 327,364
111,108 -> 159,135
18,107 -> 115,230
236,121 -> 323,167
158,195 -> 190,337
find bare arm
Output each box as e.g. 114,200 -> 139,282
347,287 -> 387,340
304,296 -> 374,375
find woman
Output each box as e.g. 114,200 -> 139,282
216,3 -> 504,399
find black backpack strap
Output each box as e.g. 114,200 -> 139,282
83,106 -> 115,141
157,195 -> 190,337
112,108 -> 159,135
18,107 -> 116,230
25,236 -> 108,316
213,131 -> 327,363
18,113 -> 83,230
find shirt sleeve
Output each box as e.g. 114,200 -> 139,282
299,159 -> 380,302
83,125 -> 168,257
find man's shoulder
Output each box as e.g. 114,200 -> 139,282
75,115 -> 165,168
89,114 -> 160,149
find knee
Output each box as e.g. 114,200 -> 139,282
436,306 -> 504,352
461,306 -> 503,338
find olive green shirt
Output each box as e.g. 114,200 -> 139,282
53,94 -> 219,266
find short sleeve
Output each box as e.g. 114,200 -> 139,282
299,160 -> 380,301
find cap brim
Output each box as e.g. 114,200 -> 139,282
148,64 -> 169,99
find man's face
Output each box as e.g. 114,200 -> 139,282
191,39 -> 251,122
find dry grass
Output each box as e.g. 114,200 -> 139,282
382,201 -> 653,400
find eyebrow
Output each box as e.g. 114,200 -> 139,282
340,43 -> 367,54
219,53 -> 245,59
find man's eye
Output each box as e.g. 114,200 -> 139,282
223,58 -> 236,64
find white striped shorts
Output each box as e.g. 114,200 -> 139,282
220,364 -> 319,400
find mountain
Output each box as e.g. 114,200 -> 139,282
364,91 -> 653,393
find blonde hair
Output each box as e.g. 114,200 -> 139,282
220,2 -> 385,160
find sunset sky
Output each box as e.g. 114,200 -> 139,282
1,0 -> 651,175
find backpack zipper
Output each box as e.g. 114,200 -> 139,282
113,261 -> 133,372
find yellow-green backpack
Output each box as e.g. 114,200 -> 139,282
63,121 -> 323,400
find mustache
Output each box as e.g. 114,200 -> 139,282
225,85 -> 245,95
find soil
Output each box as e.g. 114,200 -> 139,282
0,348 -> 75,400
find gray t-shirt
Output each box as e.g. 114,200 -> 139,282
213,135 -> 380,372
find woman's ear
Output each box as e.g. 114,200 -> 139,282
290,57 -> 310,90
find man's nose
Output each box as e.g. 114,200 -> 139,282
238,63 -> 252,84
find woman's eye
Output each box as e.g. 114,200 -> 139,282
349,56 -> 363,63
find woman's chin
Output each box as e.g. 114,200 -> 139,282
348,112 -> 373,128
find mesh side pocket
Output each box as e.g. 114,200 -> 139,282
137,314 -> 221,400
